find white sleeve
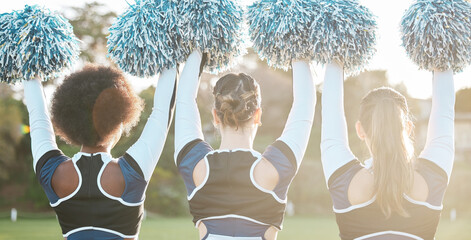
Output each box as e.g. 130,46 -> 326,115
320,62 -> 357,186
418,70 -> 455,180
277,61 -> 316,168
174,50 -> 205,162
23,78 -> 59,172
127,68 -> 178,181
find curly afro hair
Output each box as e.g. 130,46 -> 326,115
51,64 -> 144,147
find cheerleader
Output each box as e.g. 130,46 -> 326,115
24,65 -> 177,239
174,51 -> 316,240
320,61 -> 455,239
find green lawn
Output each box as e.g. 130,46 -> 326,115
0,216 -> 470,239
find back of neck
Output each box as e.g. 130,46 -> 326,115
80,145 -> 110,154
218,127 -> 254,151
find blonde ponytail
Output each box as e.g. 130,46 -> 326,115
359,87 -> 414,218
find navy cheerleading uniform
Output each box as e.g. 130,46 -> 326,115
24,68 -> 178,239
320,63 -> 455,240
174,51 -> 316,239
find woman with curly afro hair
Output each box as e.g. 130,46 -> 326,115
23,64 -> 178,239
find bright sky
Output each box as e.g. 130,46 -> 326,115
4,0 -> 471,99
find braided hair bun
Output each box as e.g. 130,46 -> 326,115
213,73 -> 261,129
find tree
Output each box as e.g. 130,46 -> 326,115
66,2 -> 117,63
0,96 -> 24,182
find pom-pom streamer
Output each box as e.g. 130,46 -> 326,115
107,0 -> 188,77
0,5 -> 80,83
400,0 -> 471,72
248,0 -> 318,71
177,0 -> 246,74
0,12 -> 22,83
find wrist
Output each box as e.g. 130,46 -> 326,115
292,60 -> 310,69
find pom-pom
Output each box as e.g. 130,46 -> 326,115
177,0 -> 246,74
108,0 -> 187,77
247,0 -> 318,71
0,5 -> 80,83
400,0 -> 471,72
0,12 -> 22,83
310,0 -> 377,74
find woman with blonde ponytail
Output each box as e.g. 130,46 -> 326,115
320,61 -> 455,239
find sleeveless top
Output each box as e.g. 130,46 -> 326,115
36,150 -> 147,239
177,139 -> 297,239
189,150 -> 286,229
329,159 -> 448,240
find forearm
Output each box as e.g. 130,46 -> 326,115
24,78 -> 58,171
174,51 -> 205,162
419,70 -> 455,179
127,68 -> 178,181
320,62 -> 356,185
277,61 -> 316,168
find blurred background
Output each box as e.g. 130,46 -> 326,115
0,1 -> 470,239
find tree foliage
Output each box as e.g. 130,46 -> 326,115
0,90 -> 24,182
66,2 -> 117,63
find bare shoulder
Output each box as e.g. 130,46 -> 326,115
253,158 -> 279,191
101,160 -> 125,197
348,168 -> 375,205
408,171 -> 429,202
193,159 -> 207,187
51,160 -> 79,198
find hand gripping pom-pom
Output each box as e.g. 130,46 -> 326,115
248,0 -> 318,71
108,0 -> 188,77
177,0 -> 246,74
400,0 -> 471,72
310,0 -> 377,75
0,5 -> 80,83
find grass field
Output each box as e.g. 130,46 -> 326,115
0,216 -> 470,239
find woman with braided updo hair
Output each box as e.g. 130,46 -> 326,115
174,51 -> 316,240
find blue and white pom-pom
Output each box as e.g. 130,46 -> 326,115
108,0 -> 187,77
400,0 -> 471,72
248,0 -> 318,71
177,0 -> 246,74
310,0 -> 377,74
0,12 -> 22,83
0,5 -> 80,83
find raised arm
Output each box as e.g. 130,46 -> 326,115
126,67 -> 178,181
174,51 -> 205,162
418,70 -> 455,181
320,62 -> 357,186
276,61 -> 316,168
23,79 -> 59,172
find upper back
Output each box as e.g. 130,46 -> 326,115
189,150 -> 287,229
329,159 -> 448,240
177,139 -> 299,239
52,155 -> 125,198
348,169 -> 429,206
36,151 -> 147,239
